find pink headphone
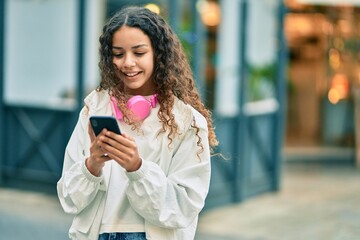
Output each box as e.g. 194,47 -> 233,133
110,95 -> 158,121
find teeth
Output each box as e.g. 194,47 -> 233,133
125,72 -> 138,77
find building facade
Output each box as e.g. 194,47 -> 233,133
0,0 -> 287,208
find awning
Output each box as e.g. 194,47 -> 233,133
298,0 -> 360,6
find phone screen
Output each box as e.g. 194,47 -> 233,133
90,116 -> 122,136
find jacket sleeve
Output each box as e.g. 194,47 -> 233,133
57,107 -> 106,215
125,109 -> 211,229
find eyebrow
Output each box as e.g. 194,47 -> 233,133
112,44 -> 149,50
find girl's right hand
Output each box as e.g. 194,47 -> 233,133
86,122 -> 111,176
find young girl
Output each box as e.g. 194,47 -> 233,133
57,6 -> 218,240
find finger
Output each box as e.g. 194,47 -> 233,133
97,136 -> 125,158
90,144 -> 111,160
99,135 -> 130,155
105,131 -> 134,149
90,133 -> 108,158
98,137 -> 121,155
121,133 -> 133,141
100,154 -> 111,161
101,137 -> 139,164
88,121 -> 96,142
105,147 -> 141,172
103,129 -> 122,140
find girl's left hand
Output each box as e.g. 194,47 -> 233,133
98,130 -> 142,172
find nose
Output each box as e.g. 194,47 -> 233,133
124,54 -> 136,67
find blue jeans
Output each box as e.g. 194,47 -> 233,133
98,232 -> 146,240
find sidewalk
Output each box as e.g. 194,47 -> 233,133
1,162 -> 360,240
195,162 -> 360,240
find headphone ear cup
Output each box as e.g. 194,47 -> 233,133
111,95 -> 158,121
127,96 -> 151,120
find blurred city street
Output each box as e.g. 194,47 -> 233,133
2,1 -> 360,240
1,161 -> 360,240
196,161 -> 360,240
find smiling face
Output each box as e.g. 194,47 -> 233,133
112,26 -> 155,96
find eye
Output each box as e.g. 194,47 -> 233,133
112,52 -> 123,58
135,52 -> 145,56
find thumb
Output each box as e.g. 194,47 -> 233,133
88,121 -> 96,142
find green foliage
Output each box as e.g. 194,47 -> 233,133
248,64 -> 276,101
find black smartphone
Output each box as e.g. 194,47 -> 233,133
89,116 -> 122,136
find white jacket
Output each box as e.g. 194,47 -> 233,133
57,90 -> 211,240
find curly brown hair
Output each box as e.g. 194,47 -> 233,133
98,6 -> 218,152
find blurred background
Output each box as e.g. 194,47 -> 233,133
0,0 -> 360,239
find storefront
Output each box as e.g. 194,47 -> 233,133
0,0 -> 287,208
284,0 -> 360,165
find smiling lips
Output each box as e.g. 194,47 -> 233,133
123,71 -> 141,78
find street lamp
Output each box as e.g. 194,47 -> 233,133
196,0 -> 221,27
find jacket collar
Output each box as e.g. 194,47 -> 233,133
84,90 -> 112,116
